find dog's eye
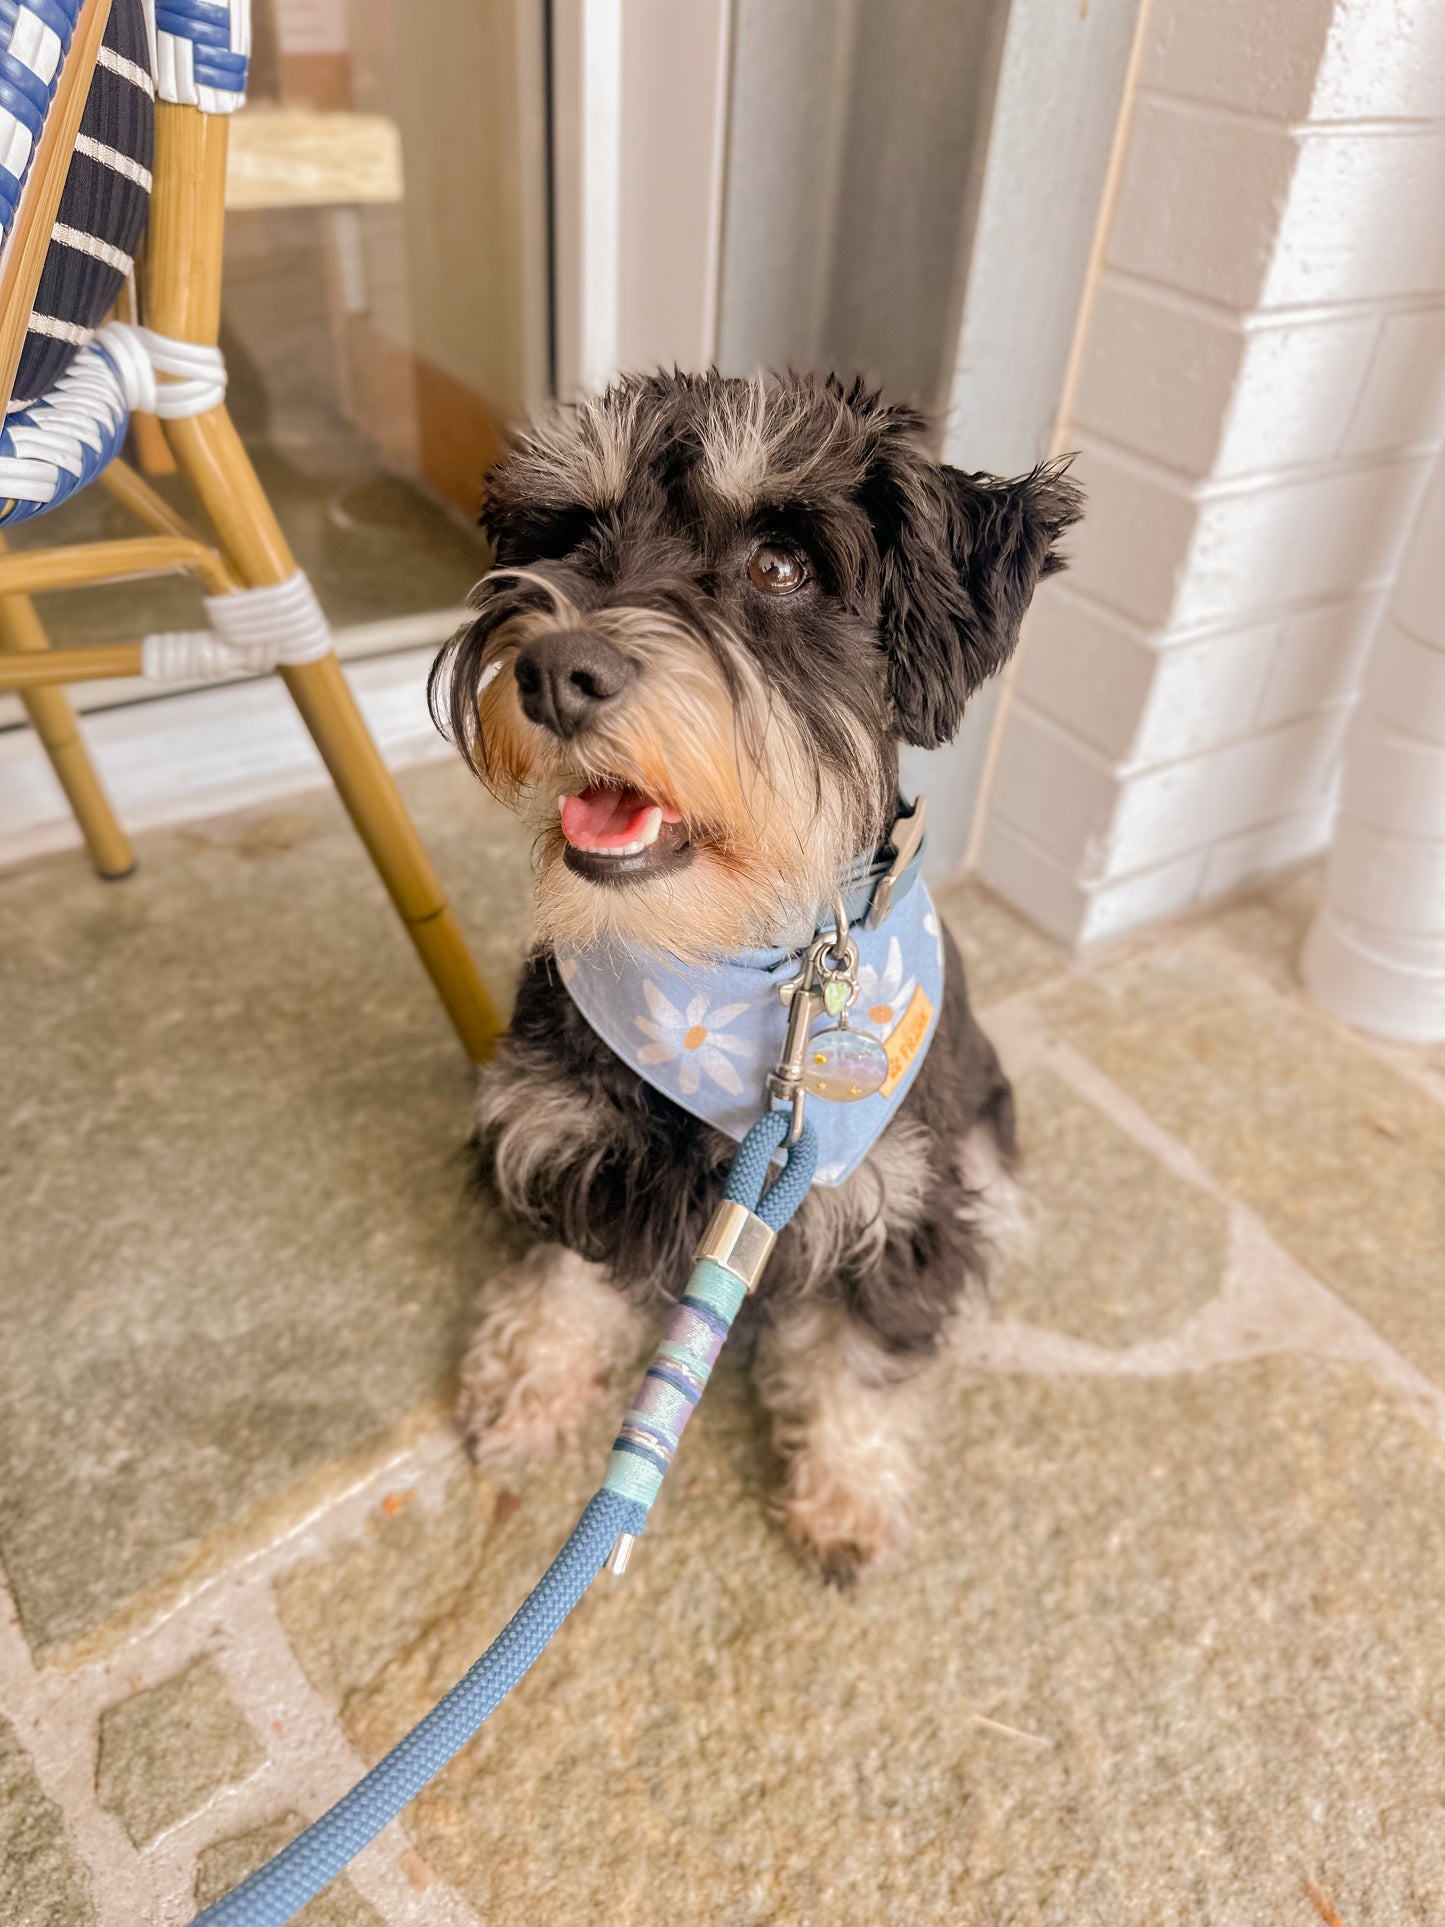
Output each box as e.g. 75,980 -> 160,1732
746,543 -> 807,595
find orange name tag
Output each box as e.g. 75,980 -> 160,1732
881,984 -> 934,1097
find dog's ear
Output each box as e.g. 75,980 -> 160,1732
872,454 -> 1083,749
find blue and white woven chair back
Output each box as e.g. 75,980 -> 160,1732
0,0 -> 249,523
151,0 -> 249,115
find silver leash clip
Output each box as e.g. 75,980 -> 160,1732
768,900 -> 861,1144
769,959 -> 825,1144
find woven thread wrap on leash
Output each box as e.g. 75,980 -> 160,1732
191,1109 -> 817,1927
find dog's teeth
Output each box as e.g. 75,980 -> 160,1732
637,806 -> 663,849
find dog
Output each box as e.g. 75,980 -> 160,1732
432,370 -> 1081,1583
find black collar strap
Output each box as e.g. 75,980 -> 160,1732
821,796 -> 928,936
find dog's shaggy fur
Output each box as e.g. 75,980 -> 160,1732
434,371 -> 1081,1582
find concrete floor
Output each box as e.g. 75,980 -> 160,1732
2,759 -> 1443,1926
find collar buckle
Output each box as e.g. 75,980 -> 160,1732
864,796 -> 927,931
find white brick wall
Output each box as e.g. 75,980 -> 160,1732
977,0 -> 1445,946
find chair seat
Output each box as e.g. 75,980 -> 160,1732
0,324 -> 130,518
0,316 -> 228,519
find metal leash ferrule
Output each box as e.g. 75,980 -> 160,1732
605,1201 -> 775,1577
601,1109 -> 817,1576
694,1198 -> 776,1292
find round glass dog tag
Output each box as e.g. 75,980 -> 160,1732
802,1026 -> 890,1102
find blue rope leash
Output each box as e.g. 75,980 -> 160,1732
193,1110 -> 817,1926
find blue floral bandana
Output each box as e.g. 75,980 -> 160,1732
556,864 -> 944,1186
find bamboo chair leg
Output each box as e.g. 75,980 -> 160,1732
0,546 -> 134,878
142,102 -> 498,1060
130,411 -> 178,475
164,405 -> 502,1061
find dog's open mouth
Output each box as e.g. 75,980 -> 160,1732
559,782 -> 693,884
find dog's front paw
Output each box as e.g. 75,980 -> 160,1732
455,1325 -> 609,1466
454,1245 -> 642,1467
776,1450 -> 912,1587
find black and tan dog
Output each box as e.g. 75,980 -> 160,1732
433,371 -> 1080,1582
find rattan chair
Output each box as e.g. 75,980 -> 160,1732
0,0 -> 499,1060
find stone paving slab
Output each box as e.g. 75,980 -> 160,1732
276,1356 -> 1445,1927
276,1472 -> 497,1718
935,875 -> 1068,1010
997,1065 -> 1229,1347
95,1659 -> 264,1849
0,1715 -> 96,1926
1193,869 -> 1322,995
1042,940 -> 1445,1385
0,762 -> 530,1659
4,779 -> 1445,1927
0,780 -> 1069,1667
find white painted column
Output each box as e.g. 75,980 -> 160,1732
972,0 -> 1445,949
1302,452 -> 1445,1040
925,0 -> 1143,879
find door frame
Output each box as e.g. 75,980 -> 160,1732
549,0 -> 733,397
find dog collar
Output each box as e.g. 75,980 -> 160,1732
742,796 -> 928,969
829,795 -> 928,934
556,804 -> 943,1187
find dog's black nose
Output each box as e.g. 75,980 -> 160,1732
513,630 -> 634,737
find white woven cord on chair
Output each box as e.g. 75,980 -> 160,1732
0,319 -> 226,516
141,568 -> 334,681
0,337 -> 131,507
144,0 -> 251,115
0,314 -> 331,679
100,319 -> 227,415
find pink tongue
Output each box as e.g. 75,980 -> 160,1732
561,785 -> 654,848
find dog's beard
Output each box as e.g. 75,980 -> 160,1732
456,578 -> 887,959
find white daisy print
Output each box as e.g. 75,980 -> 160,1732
852,937 -> 917,1040
634,981 -> 757,1096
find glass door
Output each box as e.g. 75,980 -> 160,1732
1,0 -> 549,709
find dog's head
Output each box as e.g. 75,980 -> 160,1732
433,371 -> 1081,958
